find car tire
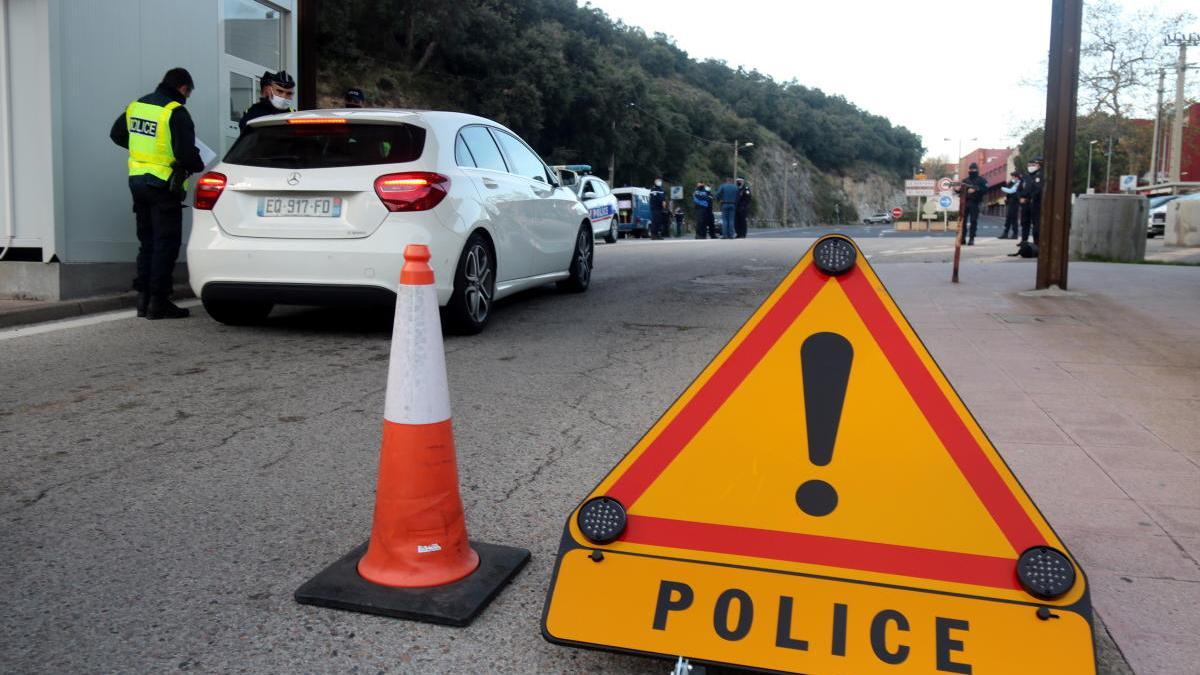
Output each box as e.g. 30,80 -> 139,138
558,223 -> 593,293
445,233 -> 496,335
603,219 -> 618,244
203,298 -> 273,326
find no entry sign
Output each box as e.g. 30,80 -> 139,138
543,235 -> 1096,673
890,207 -> 903,219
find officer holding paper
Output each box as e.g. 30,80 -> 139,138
109,67 -> 204,320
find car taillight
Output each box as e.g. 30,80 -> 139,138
193,172 -> 226,210
374,172 -> 449,212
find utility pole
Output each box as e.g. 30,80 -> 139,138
1086,139 -> 1098,193
1104,136 -> 1113,193
1168,40 -> 1188,183
609,119 -> 616,185
1036,0 -> 1083,291
733,140 -> 753,181
782,162 -> 797,227
1149,69 -> 1165,186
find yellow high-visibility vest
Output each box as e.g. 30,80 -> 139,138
125,100 -> 180,183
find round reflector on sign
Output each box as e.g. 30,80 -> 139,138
1017,546 -> 1076,599
577,496 -> 627,545
813,236 -> 857,276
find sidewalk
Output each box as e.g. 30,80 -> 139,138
0,286 -> 194,329
879,260 -> 1200,674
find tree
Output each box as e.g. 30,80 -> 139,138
1079,0 -> 1194,121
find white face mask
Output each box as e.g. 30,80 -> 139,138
270,94 -> 292,111
655,179 -> 663,187
1027,165 -> 1038,173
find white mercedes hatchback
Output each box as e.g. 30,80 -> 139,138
187,110 -> 593,333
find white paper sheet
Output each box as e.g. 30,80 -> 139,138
196,138 -> 217,167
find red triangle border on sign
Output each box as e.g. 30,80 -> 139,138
603,263 -> 1047,591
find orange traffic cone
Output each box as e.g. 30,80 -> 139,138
357,244 -> 478,587
296,244 -> 529,626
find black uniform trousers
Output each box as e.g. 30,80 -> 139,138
695,209 -> 714,238
130,175 -> 184,297
961,202 -> 980,241
734,208 -> 748,238
650,210 -> 668,238
1020,200 -> 1041,244
1004,200 -> 1019,236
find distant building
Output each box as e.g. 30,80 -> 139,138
0,0 -> 311,300
1147,102 -> 1200,185
957,148 -> 1014,216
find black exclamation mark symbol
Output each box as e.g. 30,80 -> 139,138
796,332 -> 853,517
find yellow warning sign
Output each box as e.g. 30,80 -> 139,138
543,235 -> 1095,673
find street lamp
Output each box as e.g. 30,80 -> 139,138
733,141 -> 754,181
783,161 -> 798,227
944,136 -> 978,177
1086,140 -> 1099,194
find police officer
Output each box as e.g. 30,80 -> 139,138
108,67 -> 203,320
344,87 -> 366,108
955,162 -> 988,245
1019,157 -> 1044,245
238,70 -> 295,133
734,178 -> 752,238
999,171 -> 1021,239
648,177 -> 667,240
693,182 -> 716,239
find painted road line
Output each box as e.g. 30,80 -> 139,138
0,300 -> 202,341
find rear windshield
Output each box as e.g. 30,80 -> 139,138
223,122 -> 426,169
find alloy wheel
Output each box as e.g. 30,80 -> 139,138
463,243 -> 493,324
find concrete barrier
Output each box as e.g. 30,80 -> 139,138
1165,199 -> 1200,246
1069,194 -> 1148,262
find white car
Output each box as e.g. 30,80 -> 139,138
555,167 -> 619,244
187,109 -> 593,334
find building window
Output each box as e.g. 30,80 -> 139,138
223,0 -> 282,71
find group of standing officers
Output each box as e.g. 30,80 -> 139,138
956,157 -> 1043,250
645,176 -> 752,240
647,177 -> 752,240
109,66 -> 369,321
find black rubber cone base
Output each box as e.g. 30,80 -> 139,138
294,540 -> 530,627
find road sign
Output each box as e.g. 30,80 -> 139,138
1118,175 -> 1136,192
938,177 -> 954,192
671,185 -> 684,200
937,191 -> 958,211
904,179 -> 936,197
543,235 -> 1095,673
890,207 -> 903,219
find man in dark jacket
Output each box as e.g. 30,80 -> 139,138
109,68 -> 204,320
999,171 -> 1021,239
955,162 -> 988,245
734,178 -> 752,238
238,70 -> 295,133
1018,157 -> 1044,245
648,177 -> 667,239
693,182 -> 716,239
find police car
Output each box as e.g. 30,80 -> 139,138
555,165 -> 620,244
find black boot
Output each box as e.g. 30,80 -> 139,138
136,292 -> 150,318
147,296 -> 189,320
968,237 -> 975,246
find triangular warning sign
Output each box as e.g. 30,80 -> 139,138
544,235 -> 1095,674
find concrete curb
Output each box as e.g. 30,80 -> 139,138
0,286 -> 195,329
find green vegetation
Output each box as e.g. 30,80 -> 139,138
314,0 -> 922,219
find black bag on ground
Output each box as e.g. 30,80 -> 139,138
1017,241 -> 1038,258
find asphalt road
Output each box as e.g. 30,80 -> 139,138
0,230 -> 1110,673
748,215 -> 1006,240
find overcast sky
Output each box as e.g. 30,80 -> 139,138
583,0 -> 1199,161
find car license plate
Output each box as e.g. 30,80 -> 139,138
258,196 -> 343,217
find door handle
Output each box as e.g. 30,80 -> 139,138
482,178 -> 499,189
